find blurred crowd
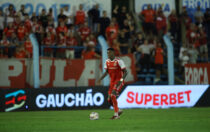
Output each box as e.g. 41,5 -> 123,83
135,4 -> 209,82
0,4 -> 136,60
0,3 -> 209,83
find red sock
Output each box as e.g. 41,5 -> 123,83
111,95 -> 119,113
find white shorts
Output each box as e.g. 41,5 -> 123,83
65,50 -> 75,59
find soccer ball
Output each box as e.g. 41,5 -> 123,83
89,112 -> 99,120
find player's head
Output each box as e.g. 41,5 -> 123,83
107,48 -> 115,60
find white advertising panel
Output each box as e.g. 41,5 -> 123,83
117,85 -> 209,109
135,0 -> 175,17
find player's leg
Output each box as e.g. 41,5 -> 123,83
116,83 -> 124,116
107,94 -> 113,106
110,89 -> 119,119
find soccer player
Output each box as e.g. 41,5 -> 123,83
96,48 -> 127,119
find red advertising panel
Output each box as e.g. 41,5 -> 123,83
0,54 -> 136,88
185,63 -> 210,84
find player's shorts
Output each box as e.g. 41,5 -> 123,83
200,44 -> 208,53
108,81 -> 124,96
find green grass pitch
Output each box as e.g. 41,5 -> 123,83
0,107 -> 210,132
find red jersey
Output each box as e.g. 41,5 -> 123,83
141,9 -> 156,23
43,36 -> 55,52
104,58 -> 126,83
17,26 -> 27,41
24,41 -> 33,54
66,37 -> 78,50
56,26 -> 68,35
25,19 -> 32,32
155,48 -> 164,64
46,26 -> 56,34
75,10 -> 85,25
78,27 -> 91,41
3,27 -> 15,38
106,26 -> 118,40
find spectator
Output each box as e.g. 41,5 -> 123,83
56,32 -> 66,58
132,33 -> 144,67
154,41 -> 164,84
10,32 -> 19,46
188,45 -> 199,64
180,50 -> 189,72
18,4 -> 26,21
0,10 -> 4,40
39,9 -> 48,29
46,20 -> 56,38
82,45 -> 100,59
9,33 -> 19,57
118,6 -> 127,29
118,31 -> 129,54
105,21 -> 118,41
13,16 -> 21,30
138,39 -> 153,72
3,22 -> 15,40
112,39 -> 121,56
186,23 -> 198,46
140,4 -> 156,35
24,36 -> 33,58
204,8 -> 210,40
179,44 -> 189,74
31,12 -> 37,22
63,6 -> 73,28
56,21 -> 68,36
15,45 -> 27,59
5,4 -> 15,25
43,32 -> 55,57
121,19 -> 130,39
32,19 -> 44,47
194,6 -> 204,26
169,10 -> 178,41
156,9 -> 167,40
78,22 -> 91,42
24,14 -> 32,33
57,8 -> 66,24
75,4 -> 85,26
132,32 -> 144,53
17,22 -> 27,41
98,10 -> 110,37
181,6 -> 192,30
198,27 -> 208,61
66,32 -> 78,59
47,8 -> 54,22
88,4 -> 100,33
0,35 -> 10,57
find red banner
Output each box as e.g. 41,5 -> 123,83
185,63 -> 210,84
0,54 -> 137,88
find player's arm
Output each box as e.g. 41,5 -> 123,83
121,68 -> 128,81
96,69 -> 108,85
116,68 -> 127,88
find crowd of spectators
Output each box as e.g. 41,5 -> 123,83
0,3 -> 209,83
0,3 -> 136,60
135,4 -> 209,83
